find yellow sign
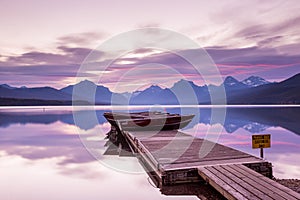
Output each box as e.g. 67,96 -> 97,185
252,134 -> 271,149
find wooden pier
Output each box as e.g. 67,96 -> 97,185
199,164 -> 300,200
108,127 -> 300,199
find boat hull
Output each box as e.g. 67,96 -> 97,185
103,112 -> 194,131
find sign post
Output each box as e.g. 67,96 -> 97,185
252,134 -> 271,158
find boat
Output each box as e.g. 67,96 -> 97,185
103,111 -> 194,131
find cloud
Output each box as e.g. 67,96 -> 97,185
135,22 -> 161,28
2,43 -> 300,90
103,45 -> 300,89
206,47 -> 300,66
0,46 -> 106,88
270,16 -> 300,33
257,36 -> 283,47
0,45 -> 107,68
106,46 -> 300,70
231,14 -> 300,50
235,24 -> 268,39
6,51 -> 67,65
57,31 -> 107,46
57,46 -> 98,64
1,18 -> 300,91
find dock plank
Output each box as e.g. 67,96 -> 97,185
126,130 -> 266,173
137,135 -> 263,170
198,166 -> 248,200
222,165 -> 285,200
212,165 -> 274,200
233,164 -> 300,200
206,165 -> 267,200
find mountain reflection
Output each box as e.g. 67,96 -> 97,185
192,107 -> 300,135
0,109 -> 108,130
225,107 -> 300,135
0,107 -> 299,135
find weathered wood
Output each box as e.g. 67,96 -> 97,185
124,129 -> 271,177
212,165 -> 274,200
198,166 -> 247,200
117,129 -> 299,200
233,164 -> 300,200
198,164 -> 300,200
131,130 -> 264,171
207,165 -> 262,200
226,165 -> 293,200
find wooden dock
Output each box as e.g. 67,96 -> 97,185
199,164 -> 300,200
108,128 -> 300,199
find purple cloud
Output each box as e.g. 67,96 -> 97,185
1,25 -> 300,91
1,45 -> 108,66
57,32 -> 107,46
7,51 -> 67,65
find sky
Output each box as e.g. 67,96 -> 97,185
1,0 -> 300,92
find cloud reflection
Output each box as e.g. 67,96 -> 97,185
1,107 -> 300,135
0,107 -> 299,179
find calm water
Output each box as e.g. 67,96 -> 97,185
0,106 -> 299,199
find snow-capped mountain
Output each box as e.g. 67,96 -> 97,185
242,76 -> 270,87
223,76 -> 240,86
223,76 -> 249,91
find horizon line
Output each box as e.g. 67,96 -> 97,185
1,104 -> 300,111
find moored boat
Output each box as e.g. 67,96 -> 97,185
103,111 -> 194,131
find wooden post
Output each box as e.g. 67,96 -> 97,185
260,147 -> 264,159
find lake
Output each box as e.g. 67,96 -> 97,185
0,106 -> 299,199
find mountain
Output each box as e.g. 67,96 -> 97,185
130,85 -> 179,104
0,80 -> 125,105
61,79 -> 105,103
228,74 -> 300,104
0,85 -> 72,101
130,74 -> 300,105
223,76 -> 270,89
1,74 -> 299,105
128,76 -> 272,105
278,73 -> 300,87
0,84 -> 16,89
60,80 -> 127,105
242,76 -> 270,87
221,76 -> 249,104
170,79 -> 210,104
224,76 -> 242,87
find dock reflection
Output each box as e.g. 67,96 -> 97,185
104,129 -> 225,200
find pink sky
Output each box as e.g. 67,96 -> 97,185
1,0 -> 300,92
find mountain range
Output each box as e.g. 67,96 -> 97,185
0,73 -> 300,105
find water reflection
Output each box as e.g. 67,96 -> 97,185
0,117 -> 198,200
1,107 -> 300,135
0,107 -> 299,199
0,109 -> 107,130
